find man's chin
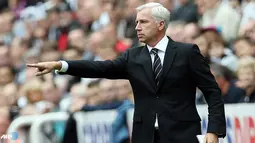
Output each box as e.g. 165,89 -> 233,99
138,38 -> 145,43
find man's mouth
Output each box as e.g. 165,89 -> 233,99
137,34 -> 144,37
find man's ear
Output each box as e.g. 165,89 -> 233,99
158,21 -> 165,31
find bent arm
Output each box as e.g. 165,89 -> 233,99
189,45 -> 226,137
58,50 -> 129,79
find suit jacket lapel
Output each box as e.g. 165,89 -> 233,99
137,46 -> 157,90
158,37 -> 177,88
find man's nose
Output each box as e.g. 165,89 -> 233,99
135,23 -> 141,31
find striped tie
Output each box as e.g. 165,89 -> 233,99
151,48 -> 162,86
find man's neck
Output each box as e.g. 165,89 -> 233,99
147,33 -> 165,47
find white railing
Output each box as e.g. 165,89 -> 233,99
7,114 -> 40,143
6,104 -> 255,143
73,110 -> 118,143
29,112 -> 69,143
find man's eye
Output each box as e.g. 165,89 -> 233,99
140,21 -> 145,23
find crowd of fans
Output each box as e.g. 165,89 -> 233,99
0,0 -> 254,142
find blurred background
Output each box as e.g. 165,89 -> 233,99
0,0 -> 254,143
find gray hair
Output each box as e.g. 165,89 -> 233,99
136,2 -> 170,31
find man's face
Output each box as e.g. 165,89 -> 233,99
135,8 -> 159,44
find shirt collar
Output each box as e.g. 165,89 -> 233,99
147,35 -> 169,53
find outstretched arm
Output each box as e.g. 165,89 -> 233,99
63,51 -> 129,79
27,50 -> 129,79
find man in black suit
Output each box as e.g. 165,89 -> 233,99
27,2 -> 226,143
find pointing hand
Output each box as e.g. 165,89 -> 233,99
26,61 -> 62,76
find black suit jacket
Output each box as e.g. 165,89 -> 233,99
62,37 -> 226,143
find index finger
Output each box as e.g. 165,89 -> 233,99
26,63 -> 40,68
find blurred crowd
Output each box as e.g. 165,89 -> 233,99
0,0 -> 254,142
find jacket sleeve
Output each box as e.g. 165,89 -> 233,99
60,50 -> 129,79
189,44 -> 226,138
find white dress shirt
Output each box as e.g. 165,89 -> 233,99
58,60 -> 69,72
147,35 -> 169,66
58,35 -> 169,129
147,35 -> 169,128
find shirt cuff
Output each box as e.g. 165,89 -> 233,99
55,61 -> 68,73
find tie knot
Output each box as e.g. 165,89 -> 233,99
150,48 -> 158,55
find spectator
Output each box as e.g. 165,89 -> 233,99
239,19 -> 255,42
124,0 -> 144,44
84,31 -> 105,61
67,28 -> 87,54
236,56 -> 255,103
195,0 -> 207,15
210,64 -> 244,103
86,0 -> 110,32
159,0 -> 175,12
170,0 -> 199,23
9,38 -> 29,72
62,48 -> 82,60
193,33 -> 210,63
18,78 -> 45,113
233,37 -> 254,58
198,0 -> 241,42
0,66 -> 15,88
208,37 -> 238,72
239,0 -> 255,29
1,83 -> 19,107
41,80 -> 62,111
166,20 -> 186,42
0,11 -> 15,44
229,0 -> 243,14
114,80 -> 133,101
101,23 -> 132,54
99,79 -> 117,103
183,22 -> 201,43
40,47 -> 61,62
68,83 -> 87,112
